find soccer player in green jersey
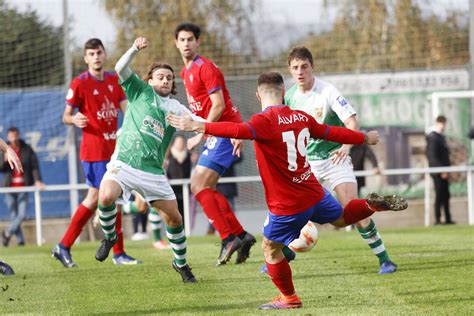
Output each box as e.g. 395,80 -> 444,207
94,37 -> 202,283
285,47 -> 397,275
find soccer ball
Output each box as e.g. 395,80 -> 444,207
289,221 -> 319,252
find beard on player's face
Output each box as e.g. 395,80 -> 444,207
154,85 -> 171,97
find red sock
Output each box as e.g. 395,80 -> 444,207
60,204 -> 94,249
343,199 -> 374,225
266,259 -> 295,297
213,191 -> 244,237
195,188 -> 232,240
113,210 -> 124,255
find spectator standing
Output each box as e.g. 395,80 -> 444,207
166,135 -> 192,223
349,144 -> 380,194
1,127 -> 44,247
426,115 -> 454,225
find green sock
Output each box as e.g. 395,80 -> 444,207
357,219 -> 390,264
98,203 -> 117,240
166,225 -> 187,267
282,246 -> 293,259
149,208 -> 162,242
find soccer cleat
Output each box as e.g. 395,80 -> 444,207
52,244 -> 77,268
379,260 -> 398,275
235,232 -> 256,264
258,294 -> 302,310
216,235 -> 242,266
95,237 -> 117,262
153,240 -> 171,250
366,193 -> 408,212
2,231 -> 10,247
112,253 -> 143,265
260,249 -> 296,274
172,260 -> 197,283
0,261 -> 15,276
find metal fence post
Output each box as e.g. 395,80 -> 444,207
424,171 -> 431,227
468,167 -> 473,225
34,189 -> 43,246
183,183 -> 191,237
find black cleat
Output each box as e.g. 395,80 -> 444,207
235,232 -> 256,264
0,261 -> 14,276
366,193 -> 408,212
2,231 -> 10,247
216,235 -> 242,266
172,260 -> 197,283
95,237 -> 117,262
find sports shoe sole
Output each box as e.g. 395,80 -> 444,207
216,238 -> 242,266
367,193 -> 408,211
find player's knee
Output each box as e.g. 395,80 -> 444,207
167,215 -> 183,228
261,238 -> 274,255
190,182 -> 201,195
98,191 -> 116,207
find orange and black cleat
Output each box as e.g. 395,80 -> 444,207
258,294 -> 302,310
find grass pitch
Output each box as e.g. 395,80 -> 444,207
0,225 -> 473,315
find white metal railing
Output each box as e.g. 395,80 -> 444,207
0,166 -> 472,246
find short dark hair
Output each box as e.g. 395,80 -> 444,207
142,62 -> 177,95
84,38 -> 105,54
436,115 -> 447,123
7,126 -> 19,134
287,46 -> 313,66
257,72 -> 284,87
175,22 -> 201,40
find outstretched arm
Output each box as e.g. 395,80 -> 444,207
115,37 -> 148,82
308,117 -> 378,146
0,139 -> 23,172
167,114 -> 254,140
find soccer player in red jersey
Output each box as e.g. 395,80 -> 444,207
167,72 -> 407,310
52,38 -> 141,267
175,22 -> 255,266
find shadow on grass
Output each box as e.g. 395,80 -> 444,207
90,300 -> 264,315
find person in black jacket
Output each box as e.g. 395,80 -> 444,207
426,116 -> 453,225
349,144 -> 380,194
166,135 -> 192,224
0,127 -> 44,246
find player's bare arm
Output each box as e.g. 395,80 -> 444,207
185,90 -> 226,151
207,90 -> 243,156
207,90 -> 226,122
0,139 -> 23,172
331,114 -> 359,165
63,105 -> 89,128
167,114 -> 205,133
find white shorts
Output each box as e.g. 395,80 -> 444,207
102,160 -> 176,205
309,156 -> 356,191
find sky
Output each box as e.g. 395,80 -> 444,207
6,0 -> 470,54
